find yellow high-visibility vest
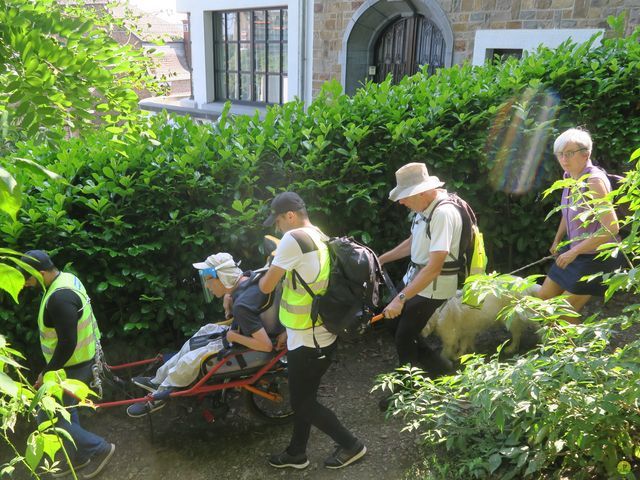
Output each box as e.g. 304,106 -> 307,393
279,229 -> 330,330
37,272 -> 100,367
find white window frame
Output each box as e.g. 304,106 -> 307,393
176,0 -> 314,113
472,29 -> 603,66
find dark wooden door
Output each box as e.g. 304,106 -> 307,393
374,15 -> 445,83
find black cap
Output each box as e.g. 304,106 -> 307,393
18,250 -> 55,278
263,192 -> 306,227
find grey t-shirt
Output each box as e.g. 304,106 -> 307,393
232,272 -> 283,337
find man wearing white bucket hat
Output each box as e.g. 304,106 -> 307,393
379,162 -> 463,371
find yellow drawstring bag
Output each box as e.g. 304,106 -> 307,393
469,225 -> 488,275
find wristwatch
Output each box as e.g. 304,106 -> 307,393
398,292 -> 406,303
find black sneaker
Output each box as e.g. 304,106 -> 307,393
324,440 -> 367,469
268,450 -> 310,469
51,457 -> 91,478
81,443 -> 115,479
131,376 -> 159,393
126,399 -> 165,418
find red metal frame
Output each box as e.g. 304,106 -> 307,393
94,347 -> 288,409
106,354 -> 164,371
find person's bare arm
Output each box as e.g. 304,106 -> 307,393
378,236 -> 412,266
259,265 -> 286,294
383,250 -> 448,318
226,327 -> 273,352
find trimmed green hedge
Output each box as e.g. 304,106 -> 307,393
3,29 -> 639,354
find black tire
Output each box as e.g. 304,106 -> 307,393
243,370 -> 293,424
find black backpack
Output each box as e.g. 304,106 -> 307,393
290,231 -> 384,339
424,193 -> 478,287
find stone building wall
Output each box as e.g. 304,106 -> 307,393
312,1 -> 364,93
312,0 -> 640,95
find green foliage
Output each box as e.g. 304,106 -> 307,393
381,312 -> 640,479
2,29 -> 640,351
0,0 -> 158,149
377,146 -> 640,479
0,335 -> 93,479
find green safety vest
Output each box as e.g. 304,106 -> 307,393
279,228 -> 330,330
38,272 -> 100,367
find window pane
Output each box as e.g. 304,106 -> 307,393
214,14 -> 224,41
239,11 -> 251,41
214,44 -> 225,71
228,73 -> 238,100
213,8 -> 287,103
267,43 -> 280,73
267,75 -> 280,104
216,73 -> 227,99
226,12 -> 238,41
240,73 -> 251,101
255,74 -> 266,102
282,44 -> 288,74
267,10 -> 281,41
281,9 -> 288,40
239,44 -> 251,72
255,43 -> 266,72
254,10 -> 266,42
228,43 -> 238,71
282,75 -> 288,102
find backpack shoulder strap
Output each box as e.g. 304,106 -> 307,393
423,198 -> 447,239
287,229 -> 321,296
424,193 -> 476,273
289,229 -> 319,253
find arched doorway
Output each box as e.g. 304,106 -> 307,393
341,0 -> 453,95
373,15 -> 445,84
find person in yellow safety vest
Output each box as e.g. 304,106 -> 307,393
20,250 -> 115,479
258,192 -> 367,470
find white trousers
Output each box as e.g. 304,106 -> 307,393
151,324 -> 228,388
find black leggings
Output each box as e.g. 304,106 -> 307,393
394,295 -> 446,367
286,342 -> 357,455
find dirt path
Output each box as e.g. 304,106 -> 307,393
80,330 -> 418,480
7,294 -> 637,480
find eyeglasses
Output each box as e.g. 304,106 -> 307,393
554,148 -> 587,160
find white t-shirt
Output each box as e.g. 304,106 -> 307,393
272,226 -> 337,351
402,190 -> 462,299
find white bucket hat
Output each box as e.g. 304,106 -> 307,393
193,252 -> 243,288
388,162 -> 444,202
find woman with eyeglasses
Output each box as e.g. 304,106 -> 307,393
536,127 -> 623,320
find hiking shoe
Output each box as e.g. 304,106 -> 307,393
81,443 -> 115,479
268,450 -> 310,469
51,457 -> 91,477
126,400 -> 165,418
131,376 -> 159,393
324,440 -> 367,469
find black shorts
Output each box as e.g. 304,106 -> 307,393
547,251 -> 624,296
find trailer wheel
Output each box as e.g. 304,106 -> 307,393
243,371 -> 293,424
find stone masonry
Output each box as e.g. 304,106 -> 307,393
312,0 -> 640,96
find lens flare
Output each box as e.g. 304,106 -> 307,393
486,87 -> 560,195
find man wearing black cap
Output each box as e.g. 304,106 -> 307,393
20,250 -> 115,478
259,192 -> 366,470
